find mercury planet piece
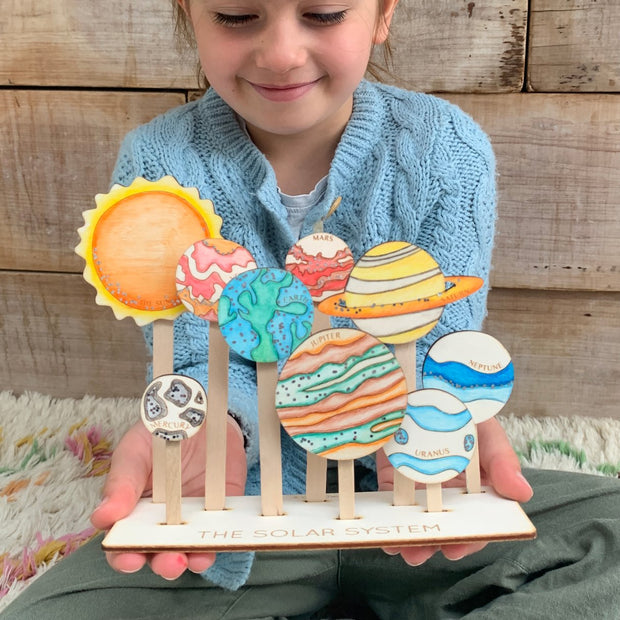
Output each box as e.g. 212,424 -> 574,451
217,268 -> 314,363
75,176 -> 223,325
141,374 -> 207,441
285,233 -> 355,302
422,331 -> 514,423
176,238 -> 257,321
318,242 -> 483,344
276,328 -> 408,460
383,388 -> 476,484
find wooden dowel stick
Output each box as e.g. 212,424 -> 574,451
338,459 -> 356,520
426,483 -> 443,513
165,441 -> 182,524
393,342 -> 417,506
466,444 -> 482,494
152,320 -> 174,503
257,363 -> 284,516
205,323 -> 229,510
304,308 -> 331,502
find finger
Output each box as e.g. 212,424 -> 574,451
187,553 -> 216,574
441,541 -> 487,561
375,449 -> 395,490
150,552 -> 189,580
91,423 -> 153,531
106,551 -> 147,574
478,419 -> 533,502
399,546 -> 440,567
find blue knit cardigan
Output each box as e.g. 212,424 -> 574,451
111,79 -> 497,589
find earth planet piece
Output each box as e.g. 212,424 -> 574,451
383,388 -> 477,485
276,328 -> 408,460
141,374 -> 207,441
217,268 -> 314,363
318,241 -> 483,344
176,238 -> 257,322
422,330 -> 514,423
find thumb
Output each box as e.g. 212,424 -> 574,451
91,423 -> 152,530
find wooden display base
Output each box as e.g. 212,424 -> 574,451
102,488 -> 536,554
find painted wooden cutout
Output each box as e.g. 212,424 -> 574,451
277,328 -> 407,518
218,268 -> 314,516
383,389 -> 477,512
423,331 -> 514,493
176,239 -> 257,510
284,232 -> 354,501
75,175 -> 222,503
141,374 -> 207,524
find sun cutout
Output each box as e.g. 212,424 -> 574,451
76,176 -> 223,325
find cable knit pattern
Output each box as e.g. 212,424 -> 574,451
110,79 -> 496,590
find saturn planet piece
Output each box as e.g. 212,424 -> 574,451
276,328 -> 408,460
218,268 -> 314,363
383,388 -> 476,484
318,242 -> 483,344
141,374 -> 207,441
75,176 -> 223,325
176,238 -> 257,321
285,233 -> 355,302
423,331 -> 514,423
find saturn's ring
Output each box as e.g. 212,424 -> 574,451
317,276 -> 484,319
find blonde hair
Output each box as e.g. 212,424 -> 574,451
171,0 -> 394,91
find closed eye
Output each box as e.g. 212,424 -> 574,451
305,10 -> 347,24
212,12 -> 257,26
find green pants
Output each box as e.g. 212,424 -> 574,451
3,470 -> 620,619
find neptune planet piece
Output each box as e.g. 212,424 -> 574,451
422,331 -> 514,423
217,268 -> 314,363
383,388 -> 476,484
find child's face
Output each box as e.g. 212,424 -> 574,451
181,0 -> 397,143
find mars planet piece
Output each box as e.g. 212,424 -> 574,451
217,268 -> 314,363
422,331 -> 514,423
75,176 -> 223,325
176,239 -> 257,321
276,328 -> 408,460
141,374 -> 207,441
383,388 -> 476,485
285,233 -> 354,302
318,242 -> 483,344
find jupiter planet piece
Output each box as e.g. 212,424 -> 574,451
422,331 -> 514,424
318,242 -> 483,344
285,233 -> 354,302
383,388 -> 476,485
276,328 -> 408,460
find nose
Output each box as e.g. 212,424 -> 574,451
254,19 -> 308,74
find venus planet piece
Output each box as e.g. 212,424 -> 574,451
276,328 -> 408,460
176,238 -> 257,321
285,233 -> 354,302
318,241 -> 483,344
218,268 -> 314,363
383,388 -> 476,484
75,176 -> 222,325
141,374 -> 207,441
422,331 -> 514,423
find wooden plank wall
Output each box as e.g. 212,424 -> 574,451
1,1 -> 618,419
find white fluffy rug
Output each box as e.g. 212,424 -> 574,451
1,390 -> 619,611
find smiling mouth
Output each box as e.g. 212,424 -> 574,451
249,79 -> 320,102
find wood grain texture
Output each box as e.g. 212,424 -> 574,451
0,90 -> 185,273
528,0 -> 620,92
1,0 -> 195,88
382,0 -> 527,93
446,93 -> 620,292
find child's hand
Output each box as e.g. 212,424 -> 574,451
376,417 -> 533,566
91,416 -> 247,579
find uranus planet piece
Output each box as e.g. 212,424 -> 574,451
141,374 -> 207,441
218,268 -> 314,363
318,241 -> 483,344
383,388 -> 476,484
176,239 -> 257,321
422,331 -> 514,423
285,233 -> 354,302
276,328 -> 408,460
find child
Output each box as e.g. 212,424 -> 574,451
3,0 -> 619,617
